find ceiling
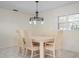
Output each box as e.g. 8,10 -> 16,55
0,1 -> 78,14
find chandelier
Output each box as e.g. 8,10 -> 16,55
29,1 -> 44,24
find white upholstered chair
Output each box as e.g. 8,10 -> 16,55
24,30 -> 40,58
16,29 -> 26,56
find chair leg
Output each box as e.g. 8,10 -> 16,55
18,47 -> 21,53
53,49 -> 55,58
23,48 -> 26,56
17,47 -> 21,56
21,48 -> 25,56
25,48 -> 27,56
31,50 -> 33,58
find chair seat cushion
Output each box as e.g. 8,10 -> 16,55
33,44 -> 39,51
32,42 -> 39,46
45,45 -> 55,50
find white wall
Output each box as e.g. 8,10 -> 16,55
39,3 -> 79,52
0,8 -> 32,48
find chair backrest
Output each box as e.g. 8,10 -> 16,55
49,32 -> 57,41
44,32 -> 57,44
24,30 -> 33,49
56,30 -> 64,49
52,32 -> 57,39
16,29 -> 25,47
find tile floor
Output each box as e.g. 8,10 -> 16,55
0,46 -> 79,58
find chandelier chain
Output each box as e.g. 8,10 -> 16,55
36,1 -> 38,12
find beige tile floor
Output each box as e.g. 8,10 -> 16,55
0,46 -> 79,58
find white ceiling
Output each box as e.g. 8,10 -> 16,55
0,1 -> 78,14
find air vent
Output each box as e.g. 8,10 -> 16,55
12,9 -> 18,12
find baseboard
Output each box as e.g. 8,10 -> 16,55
0,45 -> 17,50
63,49 -> 79,54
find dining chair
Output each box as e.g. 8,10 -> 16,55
16,29 -> 26,56
55,30 -> 64,57
24,29 -> 39,46
44,32 -> 57,58
24,30 -> 40,58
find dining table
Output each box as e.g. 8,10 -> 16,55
31,35 -> 53,58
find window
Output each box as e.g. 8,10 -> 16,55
58,14 -> 79,31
